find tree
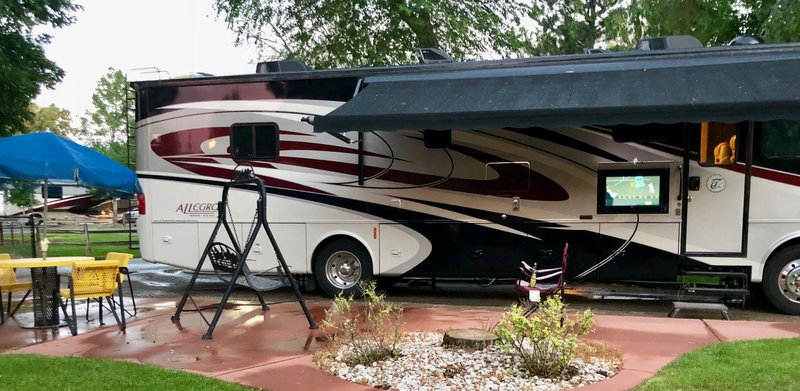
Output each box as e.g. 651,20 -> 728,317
626,0 -> 742,46
24,103 -> 77,136
529,0 -> 628,55
214,0 -> 534,68
527,0 -> 800,55
0,1 -> 81,136
741,0 -> 800,43
606,0 -> 800,48
6,181 -> 37,210
79,68 -> 135,167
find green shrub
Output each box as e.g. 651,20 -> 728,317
495,295 -> 594,379
320,281 -> 404,366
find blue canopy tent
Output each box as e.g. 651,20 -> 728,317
0,132 -> 140,251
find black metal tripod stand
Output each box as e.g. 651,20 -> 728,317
171,168 -> 318,339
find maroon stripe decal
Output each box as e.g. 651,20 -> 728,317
725,163 -> 800,187
244,161 -> 276,169
154,127 -> 566,200
169,161 -> 328,195
166,156 -> 275,169
280,140 -> 390,159
21,195 -> 96,213
275,157 -> 377,177
151,127 -> 393,160
281,130 -> 311,137
635,142 -> 800,188
166,157 -> 219,164
274,156 -> 567,201
152,127 -> 230,157
444,142 -> 569,201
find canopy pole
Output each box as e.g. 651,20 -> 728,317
42,180 -> 48,258
42,179 -> 47,239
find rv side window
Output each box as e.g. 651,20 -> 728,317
486,161 -> 530,195
754,120 -> 800,175
424,129 -> 451,148
699,122 -> 738,166
230,123 -> 279,161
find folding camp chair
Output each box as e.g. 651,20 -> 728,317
515,243 -> 568,317
0,253 -> 32,325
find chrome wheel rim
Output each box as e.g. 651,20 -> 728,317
325,250 -> 362,289
778,260 -> 800,304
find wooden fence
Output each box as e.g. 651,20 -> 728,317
0,217 -> 137,257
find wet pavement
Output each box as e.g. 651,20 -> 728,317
3,297 -> 799,391
124,259 -> 798,322
2,258 -> 798,390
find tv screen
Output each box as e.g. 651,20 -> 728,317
597,168 -> 669,214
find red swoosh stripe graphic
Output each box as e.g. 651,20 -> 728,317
153,127 -> 568,200
168,161 -> 328,195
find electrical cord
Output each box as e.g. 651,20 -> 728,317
574,213 -> 640,280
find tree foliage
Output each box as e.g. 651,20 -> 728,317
607,0 -> 800,48
79,68 -> 134,167
216,0 -> 800,64
495,296 -> 594,379
6,181 -> 37,209
741,0 -> 800,43
0,0 -> 81,136
530,0 -> 627,55
24,103 -> 77,136
214,0 -> 534,68
620,0 -> 742,46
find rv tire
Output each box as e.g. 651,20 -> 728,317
314,238 -> 373,298
763,246 -> 800,315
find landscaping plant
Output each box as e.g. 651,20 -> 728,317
320,281 -> 404,366
495,295 -> 594,379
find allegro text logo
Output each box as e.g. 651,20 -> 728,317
176,202 -> 219,215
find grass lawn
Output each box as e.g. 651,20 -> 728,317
0,354 -> 254,390
635,337 -> 800,390
0,231 -> 139,259
46,243 -> 140,259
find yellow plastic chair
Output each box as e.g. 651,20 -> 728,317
103,253 -> 136,317
0,253 -> 32,325
58,260 -> 125,336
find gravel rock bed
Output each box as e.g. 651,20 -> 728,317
317,332 -> 619,390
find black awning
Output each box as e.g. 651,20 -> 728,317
314,44 -> 800,133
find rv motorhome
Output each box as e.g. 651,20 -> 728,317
132,39 -> 800,315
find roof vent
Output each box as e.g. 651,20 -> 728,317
728,35 -> 764,45
415,48 -> 453,64
174,72 -> 214,79
583,48 -> 610,54
255,60 -> 310,73
636,35 -> 703,51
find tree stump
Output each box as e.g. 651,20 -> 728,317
442,328 -> 499,349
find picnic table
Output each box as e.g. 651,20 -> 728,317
0,256 -> 95,327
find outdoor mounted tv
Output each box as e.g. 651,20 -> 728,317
597,167 -> 670,214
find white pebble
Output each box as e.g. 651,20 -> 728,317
319,332 -> 618,390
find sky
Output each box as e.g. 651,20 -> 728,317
34,0 -> 259,120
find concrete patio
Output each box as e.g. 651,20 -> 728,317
2,297 -> 799,390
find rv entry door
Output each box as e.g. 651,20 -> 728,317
682,122 -> 751,256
